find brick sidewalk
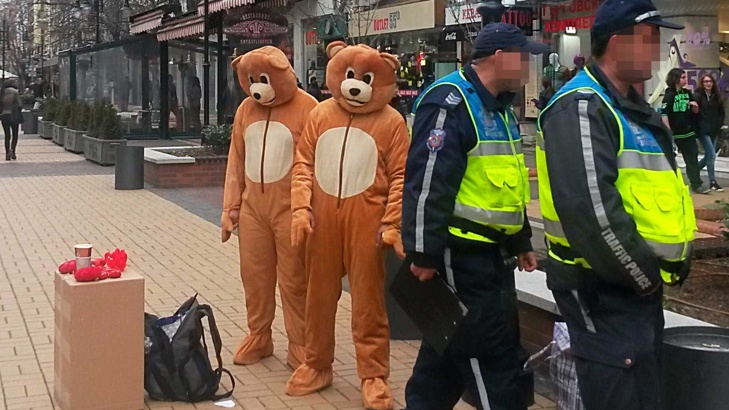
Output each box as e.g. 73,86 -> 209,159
0,135 -> 555,410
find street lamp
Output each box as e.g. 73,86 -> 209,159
476,0 -> 506,28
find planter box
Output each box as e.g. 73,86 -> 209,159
64,129 -> 86,153
52,124 -> 66,146
83,135 -> 126,166
144,147 -> 227,188
40,120 -> 53,140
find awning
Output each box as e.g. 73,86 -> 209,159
156,15 -> 207,42
130,16 -> 164,34
197,0 -> 256,14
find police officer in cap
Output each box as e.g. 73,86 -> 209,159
536,0 -> 691,409
401,22 -> 546,410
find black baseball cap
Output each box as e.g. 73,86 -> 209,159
593,0 -> 684,37
473,23 -> 548,58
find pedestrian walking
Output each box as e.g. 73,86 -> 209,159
694,73 -> 725,192
536,1 -> 693,409
662,68 -> 708,193
402,22 -> 544,410
1,80 -> 22,161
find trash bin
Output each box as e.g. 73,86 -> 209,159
662,326 -> 729,410
115,145 -> 144,190
384,250 -> 422,340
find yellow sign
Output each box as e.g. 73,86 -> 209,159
348,0 -> 436,37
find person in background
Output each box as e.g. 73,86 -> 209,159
168,74 -> 181,130
189,76 -> 202,132
1,80 -> 22,161
306,77 -> 323,102
662,68 -> 708,193
533,76 -> 555,110
694,73 -> 725,192
572,54 -> 586,77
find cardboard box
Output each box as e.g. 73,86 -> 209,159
54,270 -> 145,410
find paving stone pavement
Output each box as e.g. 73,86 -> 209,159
0,133 -> 556,410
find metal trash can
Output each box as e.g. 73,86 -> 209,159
115,145 -> 144,190
662,326 -> 729,410
384,250 -> 422,340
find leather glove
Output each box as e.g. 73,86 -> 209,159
291,209 -> 314,247
221,209 -> 239,243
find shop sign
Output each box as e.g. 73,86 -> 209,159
348,0 -> 436,36
224,8 -> 289,39
445,5 -> 533,36
541,0 -> 604,33
442,25 -> 479,43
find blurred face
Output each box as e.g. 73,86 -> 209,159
493,49 -> 531,91
610,24 -> 660,83
703,76 -> 714,91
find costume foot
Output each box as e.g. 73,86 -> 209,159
233,333 -> 273,365
361,378 -> 393,410
286,342 -> 306,370
285,364 -> 333,396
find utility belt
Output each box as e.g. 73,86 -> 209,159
451,217 -> 517,272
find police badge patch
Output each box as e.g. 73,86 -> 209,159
427,129 -> 446,152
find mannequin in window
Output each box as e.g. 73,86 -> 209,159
543,53 -> 570,91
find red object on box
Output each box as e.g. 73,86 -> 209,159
58,260 -> 76,274
74,266 -> 101,282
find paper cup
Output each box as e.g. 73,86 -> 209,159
74,244 -> 93,268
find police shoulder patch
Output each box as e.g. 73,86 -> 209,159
427,129 -> 446,152
444,92 -> 463,107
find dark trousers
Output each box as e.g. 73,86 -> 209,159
2,114 -> 18,154
552,283 -> 664,410
405,245 -> 529,410
190,105 -> 201,131
675,137 -> 702,189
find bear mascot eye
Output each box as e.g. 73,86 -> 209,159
260,74 -> 270,84
346,68 -> 356,79
248,75 -> 255,84
362,73 -> 374,85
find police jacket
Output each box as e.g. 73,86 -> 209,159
402,64 -> 533,269
539,62 -> 692,293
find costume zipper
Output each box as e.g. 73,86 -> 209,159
260,107 -> 273,194
337,114 -> 355,208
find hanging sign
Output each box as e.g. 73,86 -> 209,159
224,7 -> 289,43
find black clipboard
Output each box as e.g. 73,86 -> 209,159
388,255 -> 469,356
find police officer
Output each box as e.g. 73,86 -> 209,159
402,23 -> 546,410
536,1 -> 692,409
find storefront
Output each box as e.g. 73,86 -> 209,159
348,0 -> 446,112
301,14 -> 347,89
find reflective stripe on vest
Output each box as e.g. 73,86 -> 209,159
536,68 -> 696,283
415,70 -> 528,243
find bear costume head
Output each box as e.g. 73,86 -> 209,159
325,41 -> 400,114
232,46 -> 297,108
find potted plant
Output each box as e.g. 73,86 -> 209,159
40,98 -> 57,140
52,99 -> 72,146
65,101 -> 89,153
201,124 -> 233,155
84,103 -> 126,166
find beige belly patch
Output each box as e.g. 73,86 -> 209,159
244,120 -> 294,184
315,127 -> 378,198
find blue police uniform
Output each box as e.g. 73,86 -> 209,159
401,64 -> 533,410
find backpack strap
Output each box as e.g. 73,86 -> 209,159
198,304 -> 235,401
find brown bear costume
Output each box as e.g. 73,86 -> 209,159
284,41 -> 409,410
221,46 -> 318,369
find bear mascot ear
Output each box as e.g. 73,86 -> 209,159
268,50 -> 291,71
327,41 -> 348,59
380,52 -> 400,71
231,54 -> 244,71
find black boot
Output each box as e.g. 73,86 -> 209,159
5,152 -> 10,161
10,150 -> 16,160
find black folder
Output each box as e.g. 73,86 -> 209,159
388,255 -> 469,356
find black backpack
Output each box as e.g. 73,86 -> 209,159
144,294 -> 235,402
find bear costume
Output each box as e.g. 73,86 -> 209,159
221,46 -> 318,369
284,41 -> 409,410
